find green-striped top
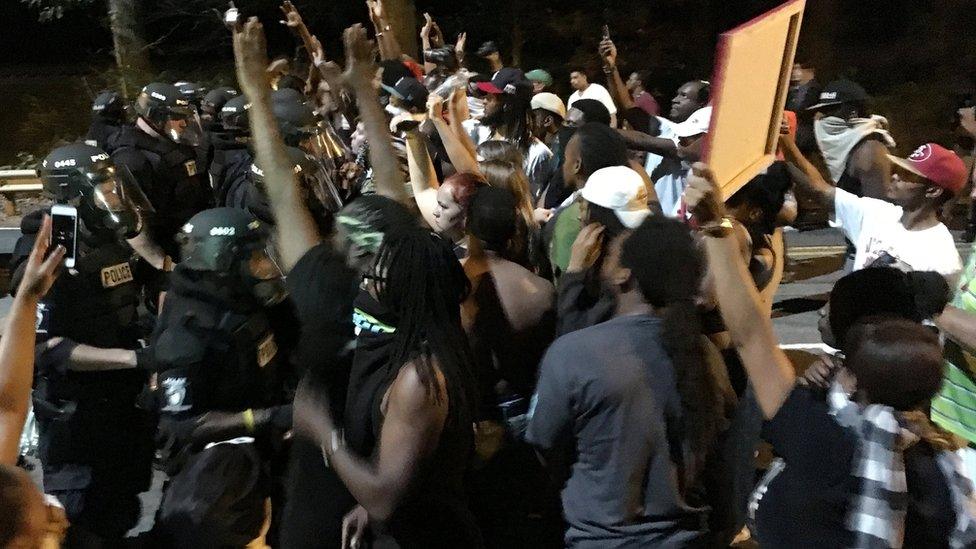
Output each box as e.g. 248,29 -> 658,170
932,244 -> 976,443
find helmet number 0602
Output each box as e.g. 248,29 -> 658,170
209,226 -> 236,236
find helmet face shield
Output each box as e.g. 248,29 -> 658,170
91,166 -> 153,237
163,107 -> 205,147
247,246 -> 287,305
300,157 -> 344,214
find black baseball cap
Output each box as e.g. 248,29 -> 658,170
381,76 -> 429,111
807,79 -> 869,111
476,67 -> 531,99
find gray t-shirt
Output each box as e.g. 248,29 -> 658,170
527,314 -> 706,548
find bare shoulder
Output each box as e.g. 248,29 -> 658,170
389,357 -> 449,415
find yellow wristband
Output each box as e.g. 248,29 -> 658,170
241,409 -> 255,433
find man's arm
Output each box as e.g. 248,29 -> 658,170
429,94 -> 481,175
779,134 -> 836,213
234,18 -> 322,272
342,25 -> 409,204
0,216 -> 63,465
618,128 -> 678,157
599,38 -> 635,114
936,305 -> 976,352
367,0 -> 402,62
848,139 -> 891,200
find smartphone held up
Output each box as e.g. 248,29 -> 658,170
50,205 -> 78,269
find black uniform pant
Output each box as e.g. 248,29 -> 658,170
55,484 -> 143,546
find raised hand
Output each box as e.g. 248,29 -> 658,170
455,32 -> 467,60
342,24 -> 378,86
421,12 -> 443,47
309,35 -> 327,66
683,162 -> 726,225
427,93 -> 445,122
233,17 -> 272,99
280,0 -> 303,29
19,215 -> 64,300
366,0 -> 386,24
599,37 -> 617,67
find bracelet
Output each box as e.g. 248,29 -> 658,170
321,430 -> 344,467
241,408 -> 255,433
698,216 -> 735,238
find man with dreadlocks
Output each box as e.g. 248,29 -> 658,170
295,227 -> 483,548
472,68 -> 556,201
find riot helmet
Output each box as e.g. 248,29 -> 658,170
174,81 -> 208,110
177,208 -> 286,305
219,95 -> 251,136
91,90 -> 126,124
39,143 -> 153,239
201,86 -> 239,123
250,147 -> 343,225
271,96 -> 320,147
134,82 -> 205,147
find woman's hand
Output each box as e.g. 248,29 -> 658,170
341,505 -> 369,549
427,93 -> 446,123
233,17 -> 272,100
19,215 -> 64,300
567,223 -> 605,274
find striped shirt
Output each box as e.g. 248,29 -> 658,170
932,244 -> 976,443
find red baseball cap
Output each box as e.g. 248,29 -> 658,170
888,143 -> 967,195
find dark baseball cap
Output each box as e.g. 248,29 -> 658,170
381,76 -> 429,111
476,67 -> 531,98
807,79 -> 869,111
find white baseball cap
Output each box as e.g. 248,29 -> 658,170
580,166 -> 652,229
530,92 -> 567,119
672,106 -> 712,138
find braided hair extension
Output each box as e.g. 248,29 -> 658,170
371,227 -> 479,424
620,217 -> 723,457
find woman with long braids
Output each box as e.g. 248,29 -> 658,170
294,227 -> 483,549
527,217 -> 725,548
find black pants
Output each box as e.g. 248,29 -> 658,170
55,484 -> 142,547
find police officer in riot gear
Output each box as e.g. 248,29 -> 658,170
10,143 -> 156,545
200,86 -> 239,130
112,82 -> 213,260
212,95 -> 253,207
85,90 -> 126,152
174,81 -> 208,112
241,146 -> 342,237
147,208 -> 295,477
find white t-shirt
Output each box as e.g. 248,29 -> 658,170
567,83 -> 617,116
463,120 -> 555,200
834,188 -> 962,280
643,117 -> 688,217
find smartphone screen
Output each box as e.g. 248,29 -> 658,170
51,206 -> 78,268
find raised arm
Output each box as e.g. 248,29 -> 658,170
848,139 -> 891,200
0,216 -> 63,464
684,163 -> 796,419
599,38 -> 635,113
419,13 -> 440,74
429,92 -> 481,174
779,134 -> 836,212
343,24 -> 409,204
448,87 -> 479,158
234,18 -> 322,271
366,0 -> 402,62
280,1 -> 317,60
399,118 -> 440,228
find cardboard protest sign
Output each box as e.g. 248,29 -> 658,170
703,0 -> 805,198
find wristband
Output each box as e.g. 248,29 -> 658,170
242,408 -> 255,433
321,430 -> 344,467
698,216 -> 735,238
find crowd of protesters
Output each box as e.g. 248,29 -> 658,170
5,1 -> 976,547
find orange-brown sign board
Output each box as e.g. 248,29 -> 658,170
703,0 -> 805,198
